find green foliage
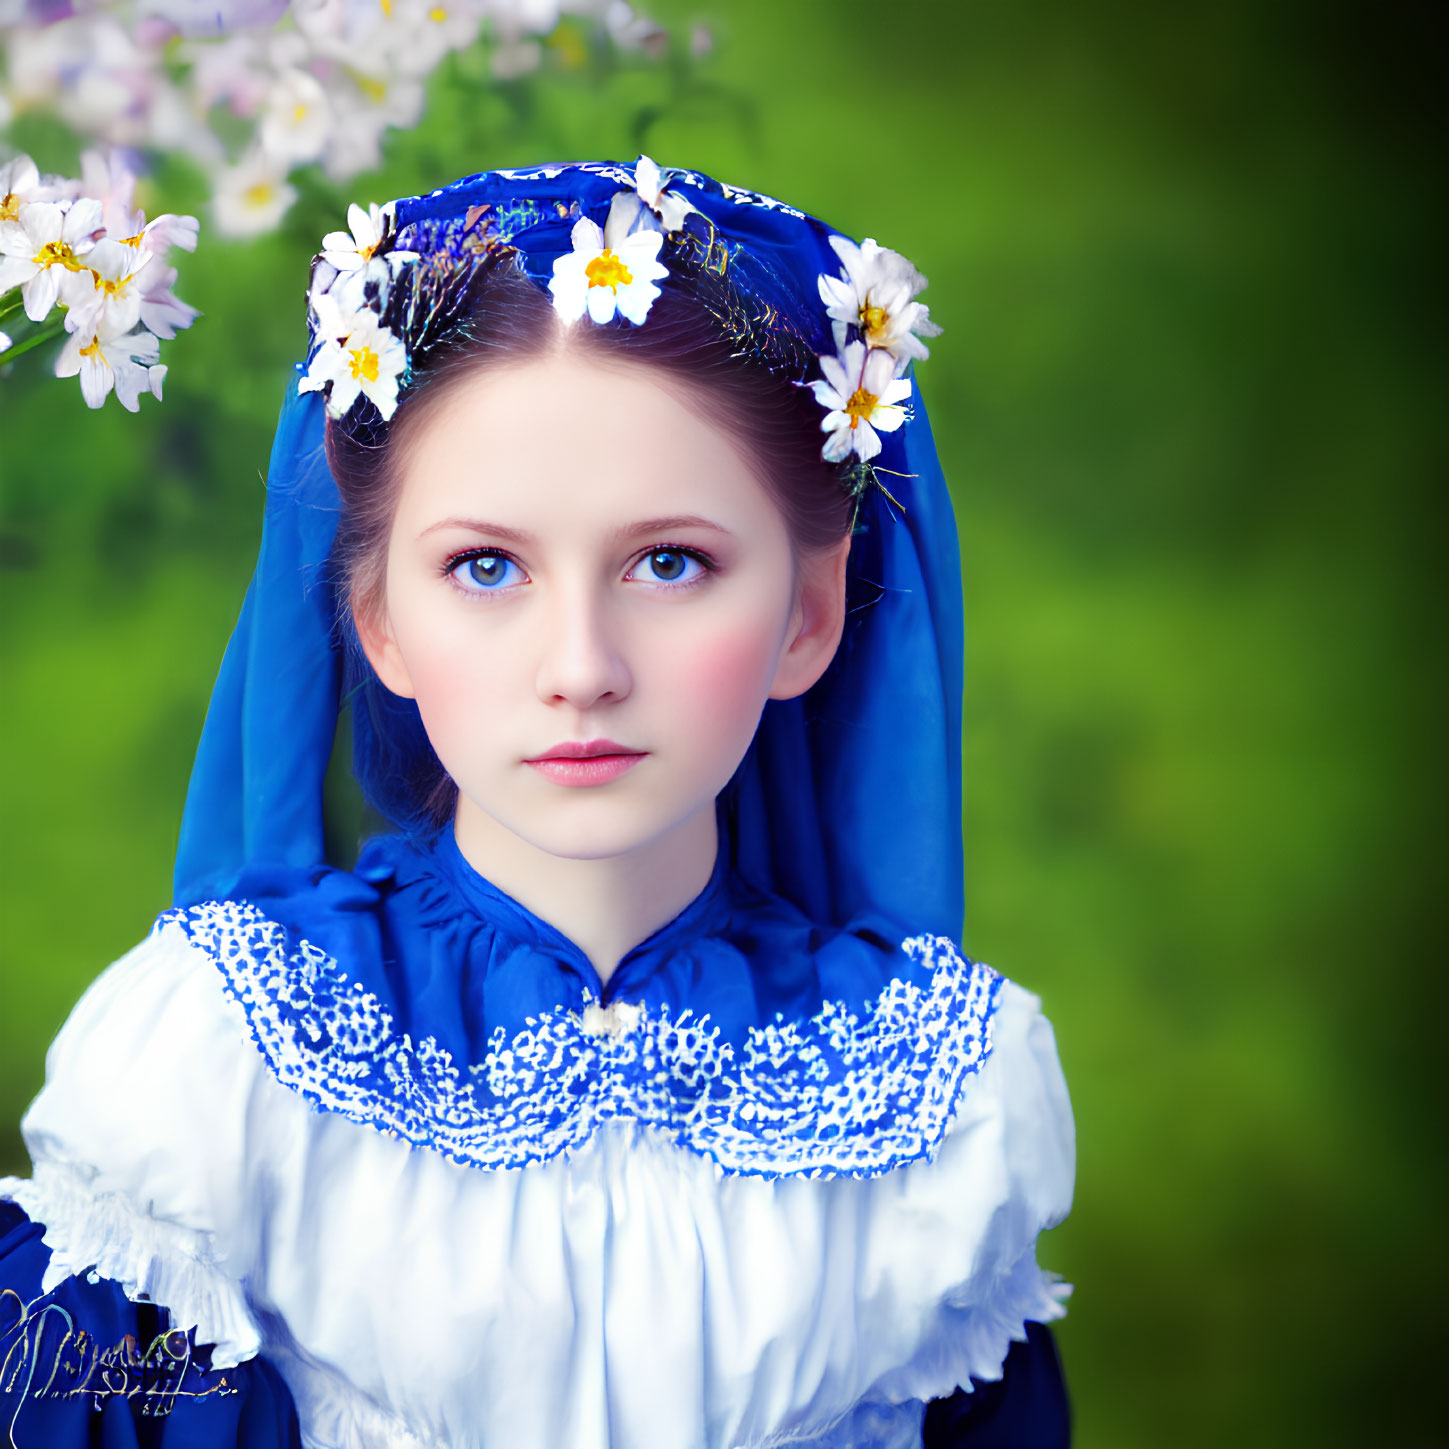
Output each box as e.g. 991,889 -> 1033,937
1,2 -> 1441,1444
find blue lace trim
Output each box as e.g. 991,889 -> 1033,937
156,903 -> 1002,1179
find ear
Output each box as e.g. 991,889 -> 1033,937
768,534 -> 852,701
352,600 -> 418,700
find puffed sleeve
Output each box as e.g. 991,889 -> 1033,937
0,1200 -> 301,1448
1,920 -> 279,1375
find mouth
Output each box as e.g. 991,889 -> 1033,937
524,739 -> 647,787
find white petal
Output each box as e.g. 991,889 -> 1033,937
808,378 -> 845,410
861,346 -> 899,396
635,154 -> 662,203
621,228 -> 664,265
23,267 -> 59,322
346,201 -> 371,244
19,202 -> 63,247
79,352 -> 114,409
586,283 -> 617,325
818,272 -> 856,318
0,256 -> 35,291
828,233 -> 861,276
113,355 -> 150,412
656,192 -> 694,232
149,363 -> 167,401
615,279 -> 660,326
60,197 -> 104,247
329,372 -> 361,417
870,404 -> 907,435
821,423 -> 853,464
819,347 -> 859,399
547,268 -> 588,323
53,332 -> 83,378
852,419 -> 882,461
604,190 -> 646,247
569,216 -> 604,254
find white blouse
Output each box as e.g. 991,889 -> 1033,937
1,915 -> 1074,1449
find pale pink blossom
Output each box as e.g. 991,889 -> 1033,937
0,199 -> 106,322
65,238 -> 157,339
55,318 -> 166,412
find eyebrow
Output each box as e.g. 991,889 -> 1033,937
418,514 -> 735,543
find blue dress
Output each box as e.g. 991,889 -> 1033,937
1,829 -> 1073,1448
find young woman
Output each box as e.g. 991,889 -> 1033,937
1,158 -> 1075,1448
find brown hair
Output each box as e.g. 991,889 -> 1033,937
325,256 -> 853,628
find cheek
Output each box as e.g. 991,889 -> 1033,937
669,619 -> 783,736
390,611 -> 511,747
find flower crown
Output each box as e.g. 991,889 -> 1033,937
300,158 -> 940,501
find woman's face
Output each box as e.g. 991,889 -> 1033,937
357,350 -> 848,863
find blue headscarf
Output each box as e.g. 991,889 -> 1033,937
173,160 -> 964,943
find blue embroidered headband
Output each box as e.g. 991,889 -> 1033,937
298,156 -> 941,502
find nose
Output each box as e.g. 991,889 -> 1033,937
534,580 -> 633,710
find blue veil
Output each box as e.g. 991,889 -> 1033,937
173,161 -> 964,942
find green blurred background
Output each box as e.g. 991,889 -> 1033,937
1,1 -> 1442,1444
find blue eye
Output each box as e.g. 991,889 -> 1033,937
630,549 -> 709,585
450,552 -> 525,592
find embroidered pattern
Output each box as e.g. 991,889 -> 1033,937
157,904 -> 1001,1179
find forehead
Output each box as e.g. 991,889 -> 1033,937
393,352 -> 781,536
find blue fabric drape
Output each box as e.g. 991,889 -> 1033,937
173,161 -> 965,943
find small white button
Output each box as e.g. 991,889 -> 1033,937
578,1001 -> 643,1037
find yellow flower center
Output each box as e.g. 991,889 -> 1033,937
379,0 -> 392,15
96,272 -> 132,296
428,5 -> 447,20
79,338 -> 103,361
859,299 -> 890,341
845,386 -> 879,429
33,239 -> 85,271
348,345 -> 380,383
585,249 -> 633,292
1,193 -> 20,224
122,232 -> 146,246
244,182 -> 275,209
292,102 -> 309,125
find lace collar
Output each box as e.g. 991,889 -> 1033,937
158,828 -> 1003,1177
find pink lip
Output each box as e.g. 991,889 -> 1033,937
528,739 -> 642,761
524,739 -> 647,788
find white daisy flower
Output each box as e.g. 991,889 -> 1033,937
54,319 -> 166,412
606,154 -> 697,239
0,199 -> 106,322
298,291 -> 407,420
321,201 -> 420,311
66,238 -> 157,339
808,342 -> 912,464
211,148 -> 297,238
1,153 -> 73,225
258,67 -> 333,166
818,234 -> 942,370
549,215 -> 669,327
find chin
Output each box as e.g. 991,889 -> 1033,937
481,795 -> 689,864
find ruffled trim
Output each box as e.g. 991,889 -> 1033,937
0,1160 -> 261,1369
871,1246 -> 1070,1408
